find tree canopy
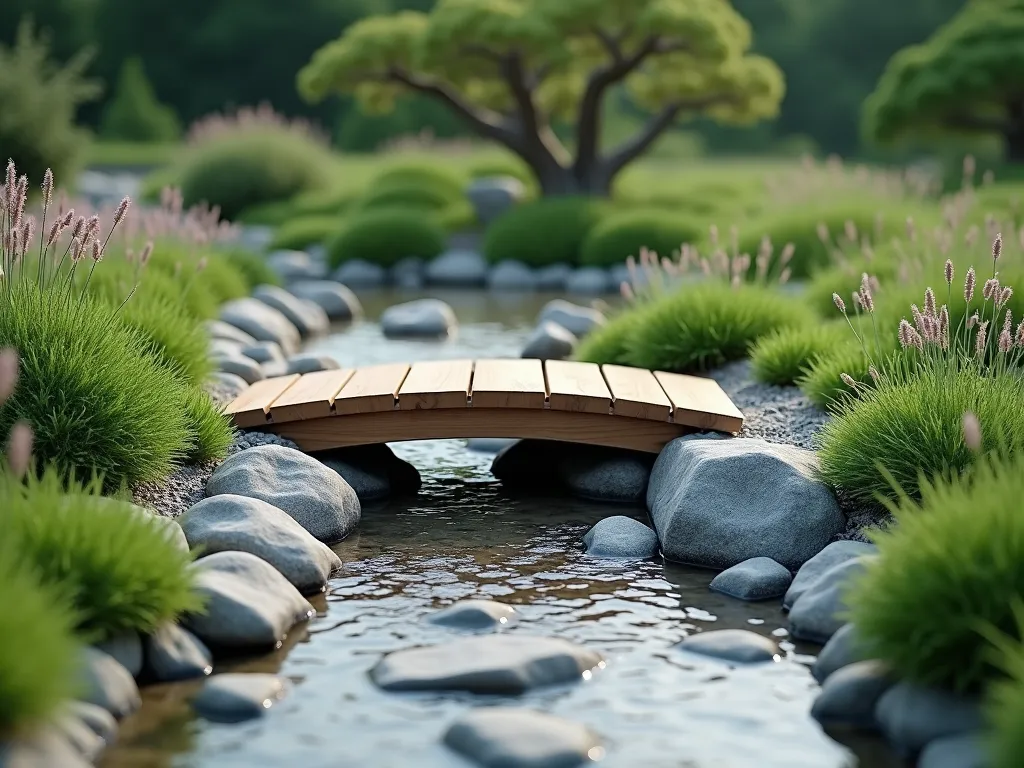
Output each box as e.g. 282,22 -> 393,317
299,0 -> 784,195
864,0 -> 1024,161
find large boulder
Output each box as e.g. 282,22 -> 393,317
251,284 -> 329,337
647,435 -> 846,571
444,708 -> 601,768
520,322 -> 577,361
287,280 -> 362,321
219,298 -> 301,356
332,259 -> 387,288
537,300 -> 606,338
206,444 -> 361,543
466,176 -> 525,225
380,298 -> 457,339
425,249 -> 488,287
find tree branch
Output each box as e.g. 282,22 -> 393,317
502,53 -> 571,167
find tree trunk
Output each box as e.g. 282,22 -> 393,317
532,161 -> 613,197
1006,100 -> 1024,163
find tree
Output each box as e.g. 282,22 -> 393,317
298,0 -> 784,196
100,58 -> 182,142
864,0 -> 1024,162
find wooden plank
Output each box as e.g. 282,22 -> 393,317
545,360 -> 612,415
654,371 -> 744,434
332,363 -> 411,415
225,375 -> 300,428
268,369 -> 355,423
601,364 -> 673,422
397,360 -> 473,410
471,359 -> 546,409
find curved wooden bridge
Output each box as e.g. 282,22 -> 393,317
225,359 -> 744,454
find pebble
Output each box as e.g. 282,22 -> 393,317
380,298 -> 458,339
425,250 -> 489,287
917,734 -> 988,768
240,341 -> 285,364
252,284 -> 329,337
288,280 -> 362,321
488,260 -> 537,291
93,633 -> 143,678
285,353 -> 340,375
213,353 -> 265,385
332,259 -> 387,288
784,541 -> 878,610
565,267 -> 611,295
537,300 -> 605,337
219,297 -> 301,355
789,556 -> 876,643
812,623 -> 870,683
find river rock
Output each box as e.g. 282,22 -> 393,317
789,556 -> 876,643
784,541 -> 878,610
316,444 -> 421,503
467,176 -> 525,224
206,320 -> 258,347
252,284 -> 329,337
381,298 -> 457,339
537,300 -> 606,338
566,267 -> 610,295
425,249 -> 488,287
261,360 -> 288,378
288,280 -> 362,321
239,341 -> 284,364
582,516 -> 659,559
183,551 -> 316,650
444,708 -> 600,768
562,447 -> 653,503
209,338 -> 243,358
94,633 -> 143,678
0,730 -> 91,768
521,322 -> 577,361
54,708 -> 107,763
219,297 -> 301,355
213,352 -> 265,385
208,372 -> 249,403
813,624 -> 871,683
78,647 -> 141,718
488,260 -> 537,291
535,263 -> 572,292
676,629 -> 780,664
332,259 -> 387,288
206,444 -> 361,543
192,674 -> 288,723
647,435 -> 846,571
875,683 -> 984,756
811,660 -> 895,730
428,600 -> 518,631
285,353 -> 340,375
371,635 -> 603,694
710,557 -> 793,602
143,623 -> 213,682
390,256 -> 425,289
918,734 -> 988,768
64,701 -> 117,748
267,249 -> 326,282
490,440 -> 565,492
182,494 -> 341,593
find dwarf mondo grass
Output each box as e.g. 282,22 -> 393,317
573,309 -> 644,367
183,386 -> 235,462
750,324 -> 850,386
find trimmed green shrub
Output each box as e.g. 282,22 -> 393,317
987,615 -> 1024,768
357,184 -> 458,213
183,387 -> 234,463
270,215 -> 346,251
574,310 -> 644,367
99,57 -> 181,142
847,452 -> 1024,693
371,164 -> 466,201
483,197 -> 609,267
327,208 -> 446,268
435,199 -> 478,233
224,249 -> 281,290
1,468 -> 203,641
579,209 -> 704,267
751,324 -> 850,386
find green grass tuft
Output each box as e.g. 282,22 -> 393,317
327,208 -> 447,268
117,295 -> 213,383
183,387 -> 234,463
573,311 -> 643,366
579,209 -> 704,267
750,323 -> 850,386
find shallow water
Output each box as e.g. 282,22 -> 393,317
102,292 -> 898,768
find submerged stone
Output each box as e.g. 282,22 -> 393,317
192,674 -> 288,723
710,557 -> 793,602
444,708 -> 601,768
582,516 -> 659,559
676,629 -> 780,665
428,600 -> 518,631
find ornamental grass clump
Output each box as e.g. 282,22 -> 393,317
984,607 -> 1024,768
750,324 -> 850,386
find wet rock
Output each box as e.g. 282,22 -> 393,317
184,551 -> 316,650
267,249 -> 326,282
332,259 -> 387,288
192,674 -> 288,724
381,298 -> 457,339
316,444 -> 421,503
0,730 -> 91,768
789,556 -> 876,643
143,623 -> 213,682
252,284 -> 329,337
205,320 -> 258,347
54,708 -> 107,763
467,176 -> 525,224
206,444 -> 361,543
521,322 -> 577,361
208,372 -> 249,403
444,707 -> 600,768
390,256 -> 425,289
918,734 -> 988,768
562,448 -> 653,503
582,516 -> 659,559
94,633 -> 143,678
213,352 -> 265,385
466,438 -> 517,453
78,647 -> 141,718
676,629 -> 780,664
710,557 -> 793,602
429,600 -> 518,631
219,297 -> 301,355
537,299 -> 606,338
371,635 -> 603,694
813,623 -> 871,684
784,541 -> 878,610
285,353 -> 340,375
181,494 -> 342,594
288,280 -> 362,321
565,267 -> 610,295
535,263 -> 572,292
64,701 -> 118,747
875,683 -> 984,756
811,660 -> 895,730
425,249 -> 488,287
239,341 -> 285,364
488,260 -> 537,291
647,435 -> 846,571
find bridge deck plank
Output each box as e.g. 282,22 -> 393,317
471,359 -> 546,409
398,360 -> 473,410
333,363 -> 411,415
224,374 -> 300,428
654,371 -> 744,433
269,369 -> 354,422
600,364 -> 673,422
545,360 -> 612,415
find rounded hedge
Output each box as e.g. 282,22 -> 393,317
484,197 -> 609,267
371,164 -> 466,201
327,208 -> 447,268
270,215 -> 345,251
579,209 -> 704,267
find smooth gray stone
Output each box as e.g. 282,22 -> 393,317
428,600 -> 518,631
789,556 -> 876,643
181,494 -> 342,594
54,709 -> 106,763
467,176 -> 525,225
537,299 -> 606,337
710,557 -> 793,602
209,338 -> 243,358
252,284 -> 329,337
183,551 -> 316,650
813,623 -> 871,683
0,730 -> 91,768
64,701 -> 117,747
147,514 -> 189,554
444,708 -> 600,768
565,267 -> 610,295
205,320 -> 258,347
206,444 -> 361,544
785,541 -> 879,610
918,734 -> 988,768
875,683 -> 984,756
647,435 -> 846,571
676,629 -> 780,664
332,259 -> 387,288
582,516 -> 659,559
78,647 -> 141,719
381,298 -> 457,339
534,264 -> 572,292
466,438 -> 517,454
261,359 -> 289,378
285,353 -> 340,375
239,341 -> 284,364
425,249 -> 489,287
192,674 -> 287,723
316,444 -> 421,502
212,353 -> 265,385
521,322 -> 577,361
267,249 -> 326,282
143,623 -> 213,682
219,297 -> 301,355
94,633 -> 143,678
389,256 -> 425,289
811,660 -> 895,730
562,449 -> 652,503
489,260 -> 537,291
371,635 -> 603,694
208,371 -> 249,401
288,280 -> 362,321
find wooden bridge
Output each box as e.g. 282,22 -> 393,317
225,359 -> 744,454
